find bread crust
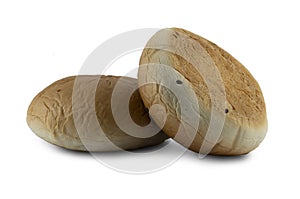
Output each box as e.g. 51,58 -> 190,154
27,75 -> 167,151
138,28 -> 267,155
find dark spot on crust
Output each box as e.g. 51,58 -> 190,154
225,108 -> 229,114
176,80 -> 183,85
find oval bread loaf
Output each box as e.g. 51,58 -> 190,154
27,75 -> 168,151
138,28 -> 268,155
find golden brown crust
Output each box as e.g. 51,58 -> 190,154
138,28 -> 268,155
27,75 -> 168,151
172,28 -> 266,127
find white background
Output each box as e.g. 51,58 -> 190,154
1,0 -> 299,198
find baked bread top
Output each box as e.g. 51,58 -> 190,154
138,28 -> 267,155
27,75 -> 167,151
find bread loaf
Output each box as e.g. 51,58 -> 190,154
27,75 -> 168,151
138,28 -> 267,155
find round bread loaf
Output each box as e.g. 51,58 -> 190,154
138,28 -> 267,155
27,75 -> 168,151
